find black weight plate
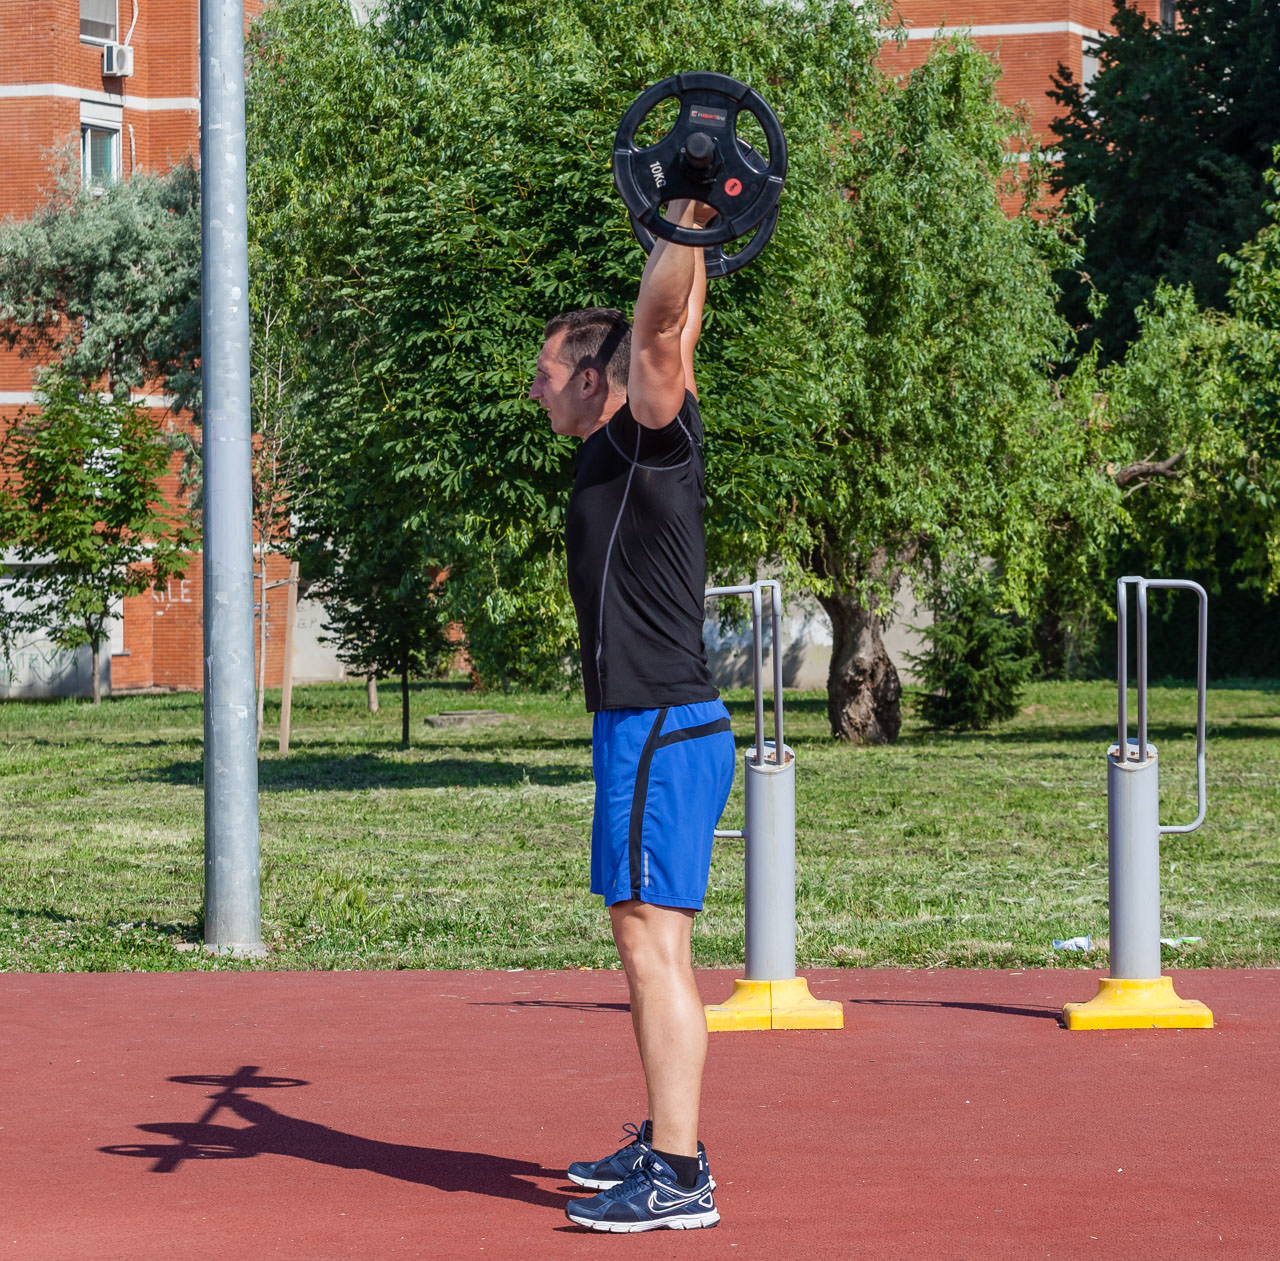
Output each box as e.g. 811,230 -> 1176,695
626,137 -> 782,277
705,203 -> 780,278
613,72 -> 786,252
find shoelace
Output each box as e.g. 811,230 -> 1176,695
615,1121 -> 645,1149
598,1152 -> 660,1202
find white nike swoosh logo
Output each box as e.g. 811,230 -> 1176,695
648,1186 -> 709,1212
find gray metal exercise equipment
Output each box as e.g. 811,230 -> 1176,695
702,580 -> 841,1030
1063,576 -> 1212,1029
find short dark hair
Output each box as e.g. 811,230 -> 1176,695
543,307 -> 631,393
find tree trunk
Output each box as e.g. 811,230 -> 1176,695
255,552 -> 268,748
818,590 -> 902,744
91,641 -> 102,705
400,658 -> 410,749
366,675 -> 379,713
278,560 -> 298,755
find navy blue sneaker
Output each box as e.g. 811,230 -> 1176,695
567,1121 -> 651,1189
565,1149 -> 720,1233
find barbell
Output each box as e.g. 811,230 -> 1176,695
612,72 -> 787,278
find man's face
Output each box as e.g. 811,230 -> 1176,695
529,332 -> 584,437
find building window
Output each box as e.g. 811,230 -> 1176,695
1161,1 -> 1177,28
81,0 -> 118,43
81,100 -> 123,190
82,125 -> 120,190
1081,48 -> 1100,91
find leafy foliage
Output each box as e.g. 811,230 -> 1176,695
796,40 -> 1085,591
1050,0 -> 1280,357
296,505 -> 452,748
246,0 -> 451,732
1033,157 -> 1280,674
247,2 -> 1131,738
775,38 -> 1117,737
0,161 -> 201,404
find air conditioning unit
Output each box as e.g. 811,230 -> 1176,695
102,44 -> 134,77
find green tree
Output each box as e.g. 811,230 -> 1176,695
0,160 -> 201,404
1050,0 -> 1280,358
249,1 -> 1119,742
0,369 -> 195,702
1105,162 -> 1280,597
908,574 -> 1034,732
779,39 -> 1113,740
301,505 -> 452,748
246,0 -> 437,725
1032,158 -> 1280,676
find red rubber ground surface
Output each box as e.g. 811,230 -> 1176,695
3,967 -> 1276,1260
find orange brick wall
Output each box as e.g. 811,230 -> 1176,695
883,2 -> 1167,143
128,549 -> 294,692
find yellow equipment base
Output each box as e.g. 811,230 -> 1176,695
705,978 -> 844,1032
1063,976 -> 1213,1030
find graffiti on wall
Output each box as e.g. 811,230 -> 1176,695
1,576 -> 100,698
152,577 -> 194,613
0,634 -> 93,698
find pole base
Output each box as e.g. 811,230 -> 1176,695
1063,976 -> 1213,1030
705,978 -> 844,1032
201,940 -> 268,959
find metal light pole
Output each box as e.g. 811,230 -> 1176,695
1063,576 -> 1211,1029
703,580 -> 843,1031
200,0 -> 263,955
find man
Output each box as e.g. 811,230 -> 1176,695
528,199 -> 735,1233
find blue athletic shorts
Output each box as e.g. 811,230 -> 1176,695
590,699 -> 737,910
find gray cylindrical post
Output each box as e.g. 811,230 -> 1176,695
1063,575 -> 1212,1029
743,742 -> 796,981
200,0 -> 262,953
1107,741 -> 1163,979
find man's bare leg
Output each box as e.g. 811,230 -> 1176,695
609,899 -> 705,1158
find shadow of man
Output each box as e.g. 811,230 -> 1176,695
100,1066 -> 565,1210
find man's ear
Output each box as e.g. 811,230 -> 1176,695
577,365 -> 604,397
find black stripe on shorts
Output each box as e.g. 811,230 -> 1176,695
624,710 -> 733,901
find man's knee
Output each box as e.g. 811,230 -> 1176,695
611,901 -> 695,981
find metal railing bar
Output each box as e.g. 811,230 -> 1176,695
705,579 -> 787,769
1117,576 -> 1129,759
1137,578 -> 1149,760
1117,575 -> 1208,830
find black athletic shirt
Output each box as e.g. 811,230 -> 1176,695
566,391 -> 718,712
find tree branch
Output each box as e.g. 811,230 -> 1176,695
1111,450 -> 1185,496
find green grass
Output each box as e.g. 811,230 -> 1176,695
1,678 -> 1278,973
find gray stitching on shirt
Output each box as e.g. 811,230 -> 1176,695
604,422 -> 693,471
595,425 -> 643,690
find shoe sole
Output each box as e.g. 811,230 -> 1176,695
566,1171 -> 717,1192
566,1172 -> 622,1190
565,1210 -> 720,1233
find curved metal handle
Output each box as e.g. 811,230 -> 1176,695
1116,576 -> 1208,834
704,579 -> 785,768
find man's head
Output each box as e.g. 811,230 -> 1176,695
529,307 -> 631,439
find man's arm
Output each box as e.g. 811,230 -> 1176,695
680,243 -> 706,400
628,199 -> 707,429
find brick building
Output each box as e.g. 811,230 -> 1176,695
0,0 -> 305,698
2,1 -> 1168,697
881,1 -> 1170,141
